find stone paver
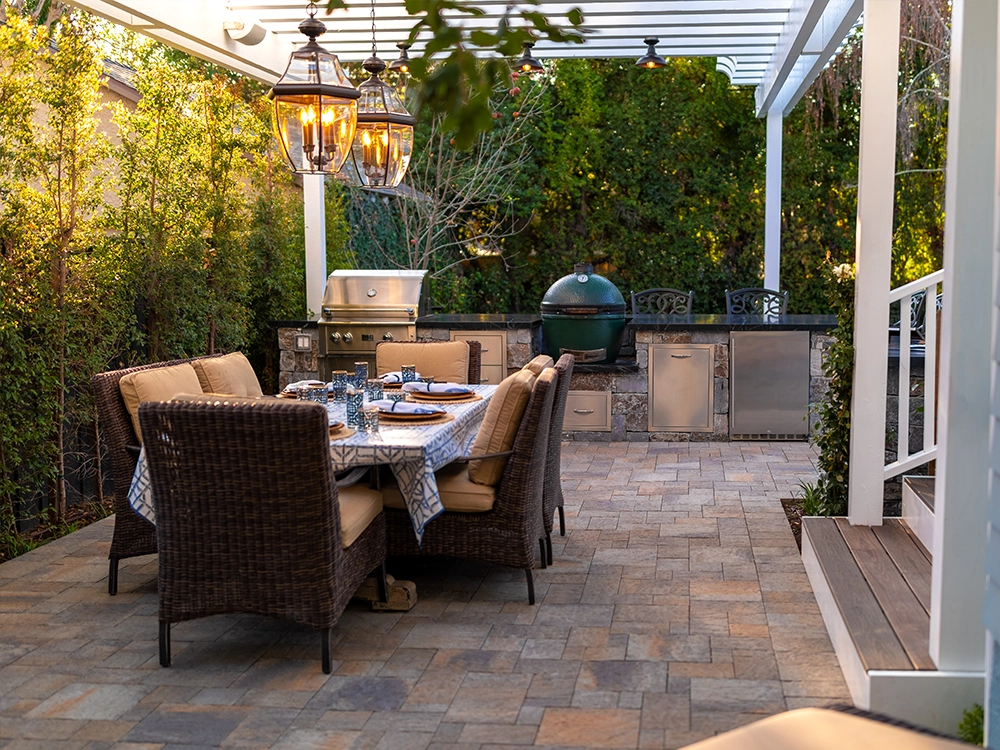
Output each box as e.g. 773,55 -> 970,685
0,441 -> 849,748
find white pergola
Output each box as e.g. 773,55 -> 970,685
68,0 -> 862,315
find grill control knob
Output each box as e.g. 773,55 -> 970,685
382,332 -> 394,342
342,332 -> 353,343
329,332 -> 342,343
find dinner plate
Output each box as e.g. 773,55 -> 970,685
408,389 -> 473,401
328,421 -> 344,431
377,409 -> 445,421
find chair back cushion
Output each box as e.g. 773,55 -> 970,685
468,369 -> 536,486
383,462 -> 497,512
521,354 -> 554,375
119,363 -> 203,441
191,352 -> 263,397
376,341 -> 470,383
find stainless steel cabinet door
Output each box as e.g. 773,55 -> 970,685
648,344 -> 714,432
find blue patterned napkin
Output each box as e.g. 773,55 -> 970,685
381,371 -> 421,384
371,399 -> 445,415
401,382 -> 471,394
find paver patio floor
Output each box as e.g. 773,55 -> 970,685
0,441 -> 850,749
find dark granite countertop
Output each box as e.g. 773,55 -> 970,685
417,314 -> 542,330
271,320 -> 318,329
629,313 -> 837,331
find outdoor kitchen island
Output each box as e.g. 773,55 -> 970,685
278,312 -> 835,442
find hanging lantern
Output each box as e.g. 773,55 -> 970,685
267,3 -> 359,175
514,41 -> 544,73
350,56 -> 416,189
348,0 -> 415,190
636,38 -> 667,69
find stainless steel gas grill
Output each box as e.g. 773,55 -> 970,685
318,270 -> 430,380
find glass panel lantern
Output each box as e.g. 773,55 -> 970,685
268,14 -> 360,175
349,57 -> 415,189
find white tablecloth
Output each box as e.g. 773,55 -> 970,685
128,385 -> 495,543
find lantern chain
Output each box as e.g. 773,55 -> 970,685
307,1 -> 317,19
371,0 -> 378,58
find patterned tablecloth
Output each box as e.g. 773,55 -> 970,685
128,385 -> 495,543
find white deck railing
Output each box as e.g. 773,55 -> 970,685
883,269 -> 943,480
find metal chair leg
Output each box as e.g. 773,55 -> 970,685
525,569 -> 535,605
538,538 -> 547,569
108,557 -> 119,595
321,628 -> 333,674
558,506 -> 565,536
376,561 -> 389,603
546,533 -> 553,566
158,621 -> 171,667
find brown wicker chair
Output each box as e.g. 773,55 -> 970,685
375,339 -> 482,384
542,354 -> 575,564
384,367 -> 557,604
138,398 -> 387,674
92,354 -> 227,595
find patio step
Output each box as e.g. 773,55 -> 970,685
902,476 -> 935,553
803,517 -> 933,672
802,516 -> 982,732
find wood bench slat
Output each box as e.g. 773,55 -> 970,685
872,519 -> 932,614
804,517 -> 912,672
836,518 -> 936,670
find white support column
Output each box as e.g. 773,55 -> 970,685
846,0 -> 900,526
930,0 -> 997,671
303,174 -> 327,320
764,110 -> 783,292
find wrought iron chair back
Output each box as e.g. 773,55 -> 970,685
725,288 -> 789,316
631,288 -> 694,315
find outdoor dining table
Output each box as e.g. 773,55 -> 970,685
127,384 -> 496,543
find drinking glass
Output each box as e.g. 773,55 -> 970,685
360,405 -> 380,435
354,361 -> 369,387
385,391 -> 407,404
401,364 -> 416,383
345,387 -> 364,426
331,370 -> 349,402
365,379 -> 384,402
307,386 -> 328,403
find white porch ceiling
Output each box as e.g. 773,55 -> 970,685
66,0 -> 862,116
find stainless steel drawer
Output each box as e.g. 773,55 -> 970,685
565,391 -> 612,431
450,331 -> 506,368
479,364 -> 504,385
648,344 -> 714,432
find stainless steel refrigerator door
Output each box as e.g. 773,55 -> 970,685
729,331 -> 810,439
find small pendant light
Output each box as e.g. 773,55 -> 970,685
514,41 -> 544,73
636,38 -> 667,69
389,42 -> 411,73
348,0 -> 416,189
267,2 -> 360,175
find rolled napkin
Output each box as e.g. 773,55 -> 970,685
283,379 -> 327,393
401,381 -> 471,394
371,399 -> 445,415
380,371 -> 421,384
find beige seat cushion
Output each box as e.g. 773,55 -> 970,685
119,363 -> 204,441
384,462 -> 497,513
521,354 -> 554,375
680,708 -> 970,750
467,369 -> 536,486
338,485 -> 384,548
191,353 -> 263,397
376,341 -> 470,384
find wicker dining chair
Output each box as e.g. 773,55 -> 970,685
383,368 -> 557,604
541,354 -> 575,565
375,339 -> 482,384
92,354 -> 227,595
725,287 -> 789,316
631,288 -> 694,315
138,398 -> 387,674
